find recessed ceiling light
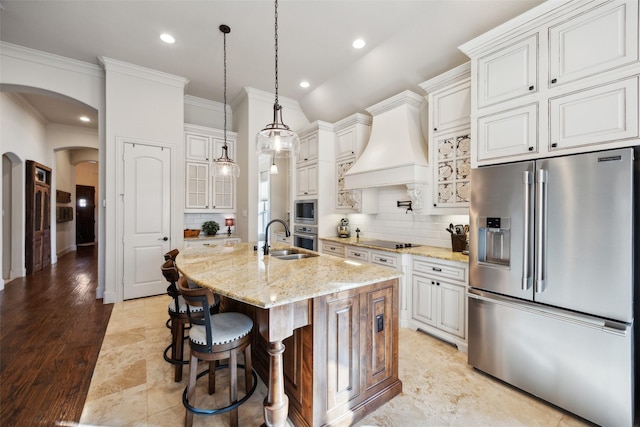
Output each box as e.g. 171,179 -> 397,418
160,33 -> 175,44
352,38 -> 366,49
79,116 -> 90,122
299,81 -> 310,88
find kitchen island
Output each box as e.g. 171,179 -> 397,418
176,242 -> 403,427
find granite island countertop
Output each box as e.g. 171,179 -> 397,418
175,242 -> 402,309
320,236 -> 469,264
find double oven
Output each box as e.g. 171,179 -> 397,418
293,199 -> 317,251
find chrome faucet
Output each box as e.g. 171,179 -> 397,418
263,219 -> 290,255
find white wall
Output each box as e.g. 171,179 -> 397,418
55,150 -> 75,257
0,41 -> 105,296
100,57 -> 187,303
345,185 -> 469,249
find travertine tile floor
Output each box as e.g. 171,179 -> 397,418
80,295 -> 590,426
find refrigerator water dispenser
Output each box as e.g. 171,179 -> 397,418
477,217 -> 510,267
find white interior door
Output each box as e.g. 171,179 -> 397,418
123,142 -> 171,300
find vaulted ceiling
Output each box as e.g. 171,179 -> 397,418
0,0 -> 543,128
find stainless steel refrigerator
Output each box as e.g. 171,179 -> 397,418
468,148 -> 637,427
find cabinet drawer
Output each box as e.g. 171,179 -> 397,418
412,257 -> 466,284
347,247 -> 370,262
371,251 -> 399,269
275,232 -> 290,244
322,241 -> 345,257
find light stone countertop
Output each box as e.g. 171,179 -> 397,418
175,242 -> 402,309
321,236 -> 470,264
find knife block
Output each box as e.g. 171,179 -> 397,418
451,234 -> 467,252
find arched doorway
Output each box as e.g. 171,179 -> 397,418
2,152 -> 25,289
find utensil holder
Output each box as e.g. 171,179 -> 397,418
451,234 -> 467,252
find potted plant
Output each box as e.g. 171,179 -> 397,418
202,220 -> 219,236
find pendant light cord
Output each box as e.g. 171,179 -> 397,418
274,0 -> 279,106
223,27 -> 228,147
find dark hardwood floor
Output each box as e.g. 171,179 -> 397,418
0,245 -> 112,426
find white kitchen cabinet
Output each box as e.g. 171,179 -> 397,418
430,78 -> 472,134
333,114 -> 372,212
476,34 -> 538,109
296,163 -> 317,197
370,250 -> 399,269
433,131 -> 471,208
183,236 -> 241,248
185,133 -> 210,161
185,162 -> 209,209
409,256 -> 468,351
184,125 -> 237,212
549,77 -> 638,151
548,0 -> 638,88
274,231 -> 290,245
298,133 -> 318,164
461,0 -> 640,167
476,103 -> 538,162
346,246 -> 370,263
420,63 -> 472,215
321,240 -> 345,257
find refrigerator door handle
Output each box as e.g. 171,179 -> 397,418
521,170 -> 532,290
535,168 -> 547,293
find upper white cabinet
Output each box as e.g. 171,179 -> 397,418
332,113 -> 372,211
298,133 -> 318,165
184,124 -> 237,212
420,63 -> 471,214
460,0 -> 640,167
548,0 -> 638,87
477,34 -> 538,109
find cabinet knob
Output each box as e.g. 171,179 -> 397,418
433,127 -> 438,131
551,78 -> 557,84
528,85 -> 534,91
431,281 -> 435,285
551,143 -> 558,148
436,282 -> 440,286
528,147 -> 534,151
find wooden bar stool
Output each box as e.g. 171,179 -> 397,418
161,259 -> 203,382
177,276 -> 257,427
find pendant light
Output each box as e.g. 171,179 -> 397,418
256,0 -> 300,159
213,24 -> 240,178
270,156 -> 278,174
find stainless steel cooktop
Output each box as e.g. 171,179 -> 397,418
365,240 -> 421,250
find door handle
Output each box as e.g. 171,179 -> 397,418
159,236 -> 168,241
521,170 -> 532,290
535,169 -> 547,293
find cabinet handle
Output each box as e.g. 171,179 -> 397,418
528,147 -> 534,151
379,258 -> 387,262
433,127 -> 438,131
431,281 -> 435,285
432,267 -> 442,272
436,282 -> 440,286
551,143 -> 558,148
330,246 -> 335,250
354,253 -> 361,257
528,85 -> 534,91
551,78 -> 557,84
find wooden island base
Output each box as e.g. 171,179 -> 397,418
223,278 -> 402,427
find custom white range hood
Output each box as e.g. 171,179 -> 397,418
344,90 -> 428,211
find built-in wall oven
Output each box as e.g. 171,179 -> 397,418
293,225 -> 317,251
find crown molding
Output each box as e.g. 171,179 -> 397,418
98,56 -> 188,89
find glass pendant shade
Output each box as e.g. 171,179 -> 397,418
214,24 -> 240,178
213,145 -> 240,178
257,108 -> 300,159
256,0 -> 300,159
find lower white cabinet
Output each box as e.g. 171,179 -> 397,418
409,256 -> 468,352
183,237 -> 240,248
321,240 -> 345,257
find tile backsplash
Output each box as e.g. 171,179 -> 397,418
345,186 -> 469,249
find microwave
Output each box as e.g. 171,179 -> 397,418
294,199 -> 317,225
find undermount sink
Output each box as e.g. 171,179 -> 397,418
269,248 -> 319,260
